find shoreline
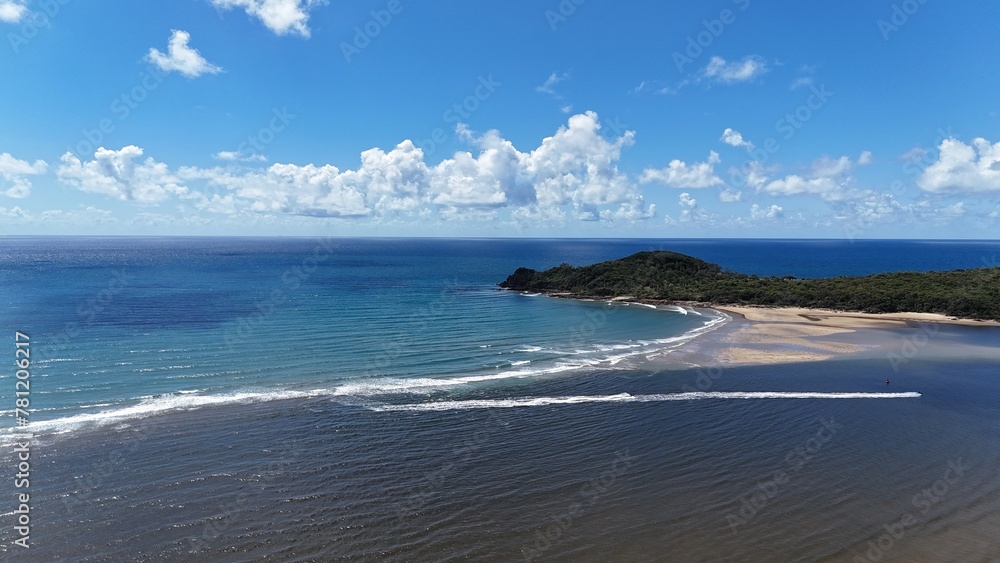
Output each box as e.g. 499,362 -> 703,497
703,305 -> 1000,366
520,291 -> 1000,366
711,306 -> 1000,366
710,304 -> 1000,329
534,290 -> 1000,328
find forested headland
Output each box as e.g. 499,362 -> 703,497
499,251 -> 1000,321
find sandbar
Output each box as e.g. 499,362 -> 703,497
691,305 -> 1000,366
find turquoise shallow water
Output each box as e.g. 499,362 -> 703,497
1,237 -> 722,436
0,237 -> 998,560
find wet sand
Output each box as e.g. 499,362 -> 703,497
715,305 -> 1000,329
700,305 -> 1000,366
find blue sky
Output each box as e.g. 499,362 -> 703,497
1,0 -> 999,237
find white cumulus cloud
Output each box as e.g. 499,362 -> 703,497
146,30 -> 221,78
673,192 -> 702,222
211,0 -> 325,38
57,146 -> 188,203
0,205 -> 28,220
719,188 -> 742,203
757,153 -> 873,201
72,113 -> 653,225
721,128 -> 754,151
702,56 -> 768,84
252,163 -> 370,216
917,137 -> 1000,193
0,0 -> 26,23
835,193 -> 905,226
750,203 -> 783,220
760,175 -> 840,199
0,152 -> 48,198
511,204 -> 566,226
524,111 -> 638,207
939,201 -> 966,217
640,151 -> 723,189
599,198 -> 656,222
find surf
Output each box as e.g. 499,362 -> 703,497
367,391 -> 923,411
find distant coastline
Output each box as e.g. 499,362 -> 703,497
499,250 -> 1000,322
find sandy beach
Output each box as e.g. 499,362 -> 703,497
702,305 -> 1000,365
715,305 -> 1000,329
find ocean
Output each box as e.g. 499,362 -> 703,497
1,238 -> 998,561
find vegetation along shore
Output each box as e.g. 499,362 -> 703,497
499,251 -> 1000,323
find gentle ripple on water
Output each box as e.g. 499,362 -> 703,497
0,359 -> 997,561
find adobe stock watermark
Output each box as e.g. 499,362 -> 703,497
885,251 -> 998,370
603,115 -> 631,139
565,302 -> 619,350
49,270 -> 134,353
544,0 -> 586,31
681,363 -> 727,393
362,277 -> 462,378
394,409 -> 512,521
673,0 -> 751,73
725,417 -> 842,534
841,126 -> 952,241
727,83 -> 834,189
521,450 -> 637,561
188,440 -> 305,553
66,65 -> 168,160
340,0 -> 410,63
223,237 -> 338,349
886,323 -> 939,373
415,74 -> 501,159
7,0 -> 72,54
878,0 -> 930,41
892,126 -> 953,192
852,458 -> 966,562
213,107 -> 296,163
62,415 -> 166,515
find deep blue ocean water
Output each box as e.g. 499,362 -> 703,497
0,238 -> 998,561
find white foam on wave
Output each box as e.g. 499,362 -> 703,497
661,305 -> 707,316
2,387 -> 922,439
3,309 -> 735,438
337,310 -> 731,397
367,391 -> 923,412
331,359 -> 601,397
6,389 -> 323,437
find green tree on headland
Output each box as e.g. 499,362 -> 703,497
499,251 -> 1000,321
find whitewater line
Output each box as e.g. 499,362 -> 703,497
367,391 -> 922,411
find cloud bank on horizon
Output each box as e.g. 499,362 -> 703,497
1,1 -> 998,237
